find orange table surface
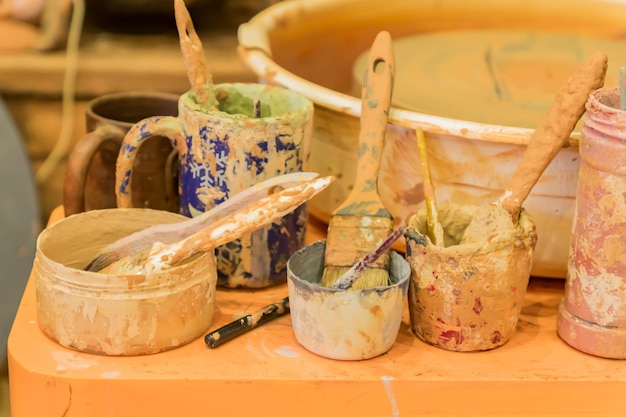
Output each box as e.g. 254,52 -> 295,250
8,206 -> 626,417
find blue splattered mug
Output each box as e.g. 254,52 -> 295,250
115,83 -> 314,288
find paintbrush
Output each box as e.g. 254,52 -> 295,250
330,226 -> 405,290
84,172 -> 319,272
205,297 -> 290,349
205,226 -> 404,348
319,31 -> 396,290
416,127 -> 444,247
102,176 -> 334,275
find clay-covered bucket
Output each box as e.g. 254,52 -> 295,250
286,241 -> 410,360
404,204 -> 537,351
33,208 -> 217,356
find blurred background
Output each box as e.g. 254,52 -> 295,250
0,1 -> 279,415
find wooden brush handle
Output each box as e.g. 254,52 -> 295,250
501,51 -> 607,221
335,31 -> 395,215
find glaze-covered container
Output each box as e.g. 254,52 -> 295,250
405,204 -> 537,351
116,83 -> 313,289
34,208 -> 217,356
287,241 -> 410,360
558,86 -> 626,358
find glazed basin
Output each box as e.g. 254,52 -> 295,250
34,208 -> 217,356
237,0 -> 626,278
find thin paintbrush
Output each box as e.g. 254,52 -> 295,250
330,226 -> 405,290
320,31 -> 395,289
416,127 -> 444,247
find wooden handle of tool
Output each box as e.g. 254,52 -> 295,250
165,176 -> 334,265
337,31 -> 395,211
501,51 -> 607,221
174,0 -> 210,103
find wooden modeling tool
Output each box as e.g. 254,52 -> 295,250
498,51 -> 607,223
320,31 -> 395,289
416,127 -> 444,246
84,172 -> 319,272
174,0 -> 217,110
102,176 -> 334,274
462,51 -> 607,242
205,226 -> 404,348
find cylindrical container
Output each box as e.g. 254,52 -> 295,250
33,208 -> 217,356
404,204 -> 537,352
116,83 -> 313,289
558,86 -> 626,359
287,241 -> 410,360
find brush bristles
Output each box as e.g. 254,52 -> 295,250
84,253 -> 117,272
321,266 -> 390,290
321,214 -> 393,289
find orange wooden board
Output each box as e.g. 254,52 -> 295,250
8,206 -> 626,417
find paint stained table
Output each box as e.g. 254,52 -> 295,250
8,206 -> 626,417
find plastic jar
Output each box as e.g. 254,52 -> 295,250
34,208 -> 217,356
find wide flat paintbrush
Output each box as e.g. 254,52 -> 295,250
320,31 -> 395,290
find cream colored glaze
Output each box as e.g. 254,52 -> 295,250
237,0 -> 626,278
405,204 -> 537,351
287,241 -> 410,360
353,30 -> 623,129
34,209 -> 217,356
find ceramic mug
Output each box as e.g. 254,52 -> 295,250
63,91 -> 179,216
116,83 -> 314,288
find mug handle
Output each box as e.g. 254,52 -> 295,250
116,115 -> 184,209
63,124 -> 125,216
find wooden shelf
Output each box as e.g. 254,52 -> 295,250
0,27 -> 256,221
0,31 -> 255,97
7,206 -> 626,417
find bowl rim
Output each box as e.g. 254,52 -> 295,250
235,0 -> 602,146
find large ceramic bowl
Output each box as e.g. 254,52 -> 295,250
237,0 -> 626,278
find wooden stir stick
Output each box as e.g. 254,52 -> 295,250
174,0 -> 217,109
